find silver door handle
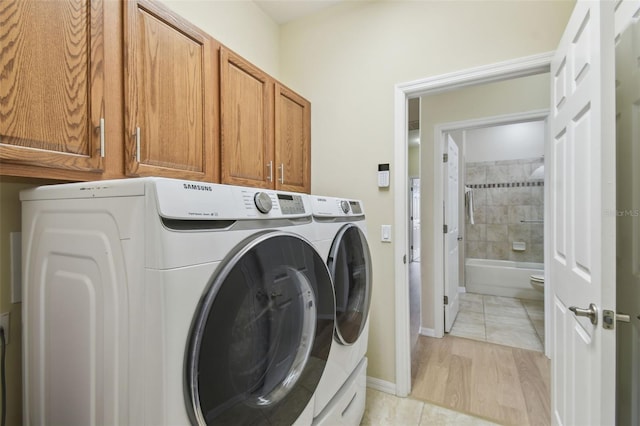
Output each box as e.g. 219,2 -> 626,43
569,303 -> 598,325
135,127 -> 141,161
457,236 -> 463,241
267,161 -> 273,182
278,163 -> 284,184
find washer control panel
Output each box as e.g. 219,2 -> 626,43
277,193 -> 306,215
254,192 -> 273,213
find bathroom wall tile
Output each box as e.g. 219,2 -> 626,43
508,205 -> 538,223
472,205 -> 487,224
486,242 -> 509,260
471,188 -> 487,207
486,165 -> 509,183
486,224 -> 508,242
530,243 -> 544,263
509,249 -> 531,262
466,241 -> 487,259
466,166 -> 487,185
486,206 -> 508,224
531,186 -> 544,204
508,223 -> 530,242
507,164 -> 528,181
509,187 -> 531,205
466,224 -> 486,241
486,188 -> 509,206
530,223 -> 544,243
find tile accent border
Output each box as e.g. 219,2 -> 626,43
467,181 -> 543,189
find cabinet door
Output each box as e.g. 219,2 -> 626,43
275,84 -> 311,193
125,0 -> 217,181
0,0 -> 105,173
220,48 -> 274,189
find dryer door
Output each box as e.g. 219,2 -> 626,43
185,231 -> 335,426
328,224 -> 372,345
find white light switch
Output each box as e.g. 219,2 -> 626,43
381,225 -> 392,242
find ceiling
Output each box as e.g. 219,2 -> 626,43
253,0 -> 344,24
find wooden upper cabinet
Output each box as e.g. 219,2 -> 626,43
220,48 -> 274,189
275,84 -> 311,193
124,0 -> 218,181
0,0 -> 105,174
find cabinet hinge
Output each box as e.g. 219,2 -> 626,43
443,224 -> 448,233
443,153 -> 449,163
444,295 -> 449,305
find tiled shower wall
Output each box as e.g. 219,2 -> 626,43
465,157 -> 544,263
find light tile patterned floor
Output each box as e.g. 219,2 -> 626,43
449,293 -> 545,352
361,388 -> 500,426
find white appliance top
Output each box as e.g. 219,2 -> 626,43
310,195 -> 365,219
20,177 -> 311,220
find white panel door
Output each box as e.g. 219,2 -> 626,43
614,5 -> 640,425
549,1 -> 616,425
444,135 -> 460,333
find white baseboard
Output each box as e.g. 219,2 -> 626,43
458,286 -> 466,293
366,376 -> 396,395
419,327 -> 436,337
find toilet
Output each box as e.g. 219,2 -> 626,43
530,274 -> 545,291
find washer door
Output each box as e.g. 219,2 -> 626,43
327,224 -> 372,345
185,231 -> 335,425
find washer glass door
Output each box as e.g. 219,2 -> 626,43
328,224 -> 372,345
185,231 -> 335,425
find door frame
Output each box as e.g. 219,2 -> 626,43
393,51 -> 554,397
435,111 -> 550,342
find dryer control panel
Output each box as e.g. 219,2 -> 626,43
310,195 -> 365,219
277,194 -> 306,215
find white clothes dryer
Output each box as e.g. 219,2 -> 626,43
308,196 -> 372,423
21,177 -> 335,426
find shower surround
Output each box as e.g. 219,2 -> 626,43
465,157 -> 544,264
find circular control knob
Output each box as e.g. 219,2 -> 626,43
339,200 -> 350,214
254,192 -> 273,214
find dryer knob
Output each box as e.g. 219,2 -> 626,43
254,192 -> 273,214
340,200 -> 350,214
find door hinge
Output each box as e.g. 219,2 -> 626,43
443,224 -> 448,233
403,254 -> 407,264
444,295 -> 449,305
443,153 -> 449,163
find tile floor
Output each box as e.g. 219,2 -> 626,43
449,292 -> 545,352
361,388 -> 500,426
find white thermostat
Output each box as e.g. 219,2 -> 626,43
378,163 -> 390,187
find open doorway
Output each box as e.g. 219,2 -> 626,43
392,52 -> 554,397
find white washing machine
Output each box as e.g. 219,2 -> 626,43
308,196 -> 372,425
21,177 -> 336,426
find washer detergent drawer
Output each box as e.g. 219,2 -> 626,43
313,357 -> 367,426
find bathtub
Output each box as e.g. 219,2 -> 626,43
465,258 -> 544,300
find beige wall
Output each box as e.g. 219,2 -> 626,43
161,0 -> 280,77
280,1 -> 573,384
408,146 -> 420,177
419,73 -> 551,330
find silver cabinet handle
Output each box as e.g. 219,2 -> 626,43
278,163 -> 284,184
99,118 -> 105,158
569,303 -> 598,325
135,127 -> 141,161
267,161 -> 273,182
